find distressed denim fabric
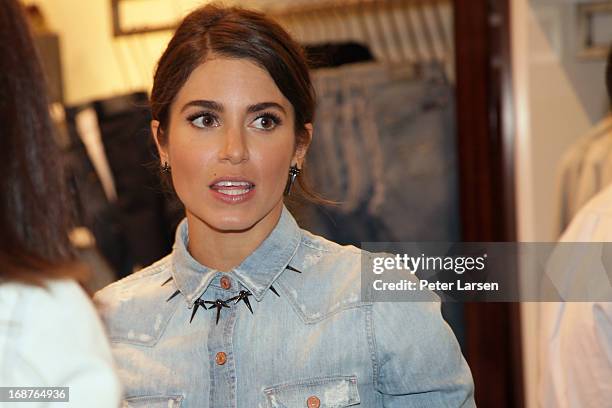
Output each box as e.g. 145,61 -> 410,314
95,206 -> 475,407
300,62 -> 459,243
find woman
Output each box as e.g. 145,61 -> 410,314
95,4 -> 475,407
0,0 -> 121,406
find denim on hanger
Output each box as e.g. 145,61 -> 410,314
302,62 -> 460,243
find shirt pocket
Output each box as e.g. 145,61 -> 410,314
122,395 -> 183,407
263,375 -> 360,408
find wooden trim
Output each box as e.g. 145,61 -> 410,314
111,0 -> 176,37
453,0 -> 524,406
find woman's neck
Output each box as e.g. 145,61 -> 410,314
185,205 -> 283,272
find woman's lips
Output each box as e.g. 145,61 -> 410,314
209,180 -> 255,203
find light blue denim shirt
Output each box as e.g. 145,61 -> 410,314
95,206 -> 475,407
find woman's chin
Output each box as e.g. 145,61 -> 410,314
187,200 -> 283,234
210,218 -> 256,233
201,209 -> 262,233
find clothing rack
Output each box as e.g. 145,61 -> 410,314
268,0 -> 454,78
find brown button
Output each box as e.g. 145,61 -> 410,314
220,276 -> 232,290
306,396 -> 320,408
215,351 -> 227,365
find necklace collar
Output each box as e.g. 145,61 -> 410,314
170,205 -> 301,307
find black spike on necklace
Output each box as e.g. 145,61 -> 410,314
228,290 -> 253,314
204,299 -> 230,325
269,285 -> 280,297
162,264 -> 303,324
190,298 -> 208,323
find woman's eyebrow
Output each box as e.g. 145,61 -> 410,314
180,100 -> 286,115
247,102 -> 286,114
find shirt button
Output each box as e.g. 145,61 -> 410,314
220,276 -> 232,290
215,351 -> 227,365
306,396 -> 320,408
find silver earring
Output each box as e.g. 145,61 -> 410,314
161,162 -> 171,173
284,164 -> 301,196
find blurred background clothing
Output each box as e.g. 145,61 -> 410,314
554,115 -> 612,236
540,184 -> 612,408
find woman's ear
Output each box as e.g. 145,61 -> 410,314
294,123 -> 313,167
151,120 -> 169,164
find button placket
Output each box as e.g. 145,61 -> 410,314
208,287 -> 237,408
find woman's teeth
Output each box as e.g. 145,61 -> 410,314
214,181 -> 251,187
218,188 -> 251,196
211,181 -> 254,196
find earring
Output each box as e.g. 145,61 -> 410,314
161,162 -> 171,173
284,164 -> 301,196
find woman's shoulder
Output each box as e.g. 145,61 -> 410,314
293,229 -> 365,282
275,229 -> 371,323
0,278 -> 121,404
94,254 -> 173,305
281,229 -> 440,323
1,278 -> 107,366
93,254 -> 179,346
1,278 -> 95,325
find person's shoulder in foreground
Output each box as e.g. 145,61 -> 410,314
539,184 -> 612,408
562,182 -> 612,240
96,222 -> 475,407
0,278 -> 122,407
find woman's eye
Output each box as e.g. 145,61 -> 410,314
251,114 -> 280,130
190,113 -> 219,128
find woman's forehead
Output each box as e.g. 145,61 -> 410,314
174,57 -> 291,111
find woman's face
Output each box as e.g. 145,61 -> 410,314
152,57 -> 311,232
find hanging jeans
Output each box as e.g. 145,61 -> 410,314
296,62 -> 460,243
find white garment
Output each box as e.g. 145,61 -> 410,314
0,278 -> 121,407
540,185 -> 612,408
554,115 -> 612,237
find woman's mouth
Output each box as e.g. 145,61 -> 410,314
209,180 -> 255,203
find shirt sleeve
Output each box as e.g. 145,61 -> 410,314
371,300 -> 475,407
539,190 -> 612,407
0,279 -> 122,408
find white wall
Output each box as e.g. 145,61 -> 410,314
513,0 -> 609,407
24,0 -> 288,106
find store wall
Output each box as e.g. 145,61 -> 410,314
24,0 -> 293,106
513,0 -> 610,407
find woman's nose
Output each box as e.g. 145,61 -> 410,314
218,127 -> 249,164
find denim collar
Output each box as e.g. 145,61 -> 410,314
170,205 -> 301,306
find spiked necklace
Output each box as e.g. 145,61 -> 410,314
162,264 -> 302,325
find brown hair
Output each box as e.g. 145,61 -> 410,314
150,4 -> 331,204
0,0 -> 85,286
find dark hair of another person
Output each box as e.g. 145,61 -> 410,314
0,0 -> 83,286
151,4 -> 332,205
